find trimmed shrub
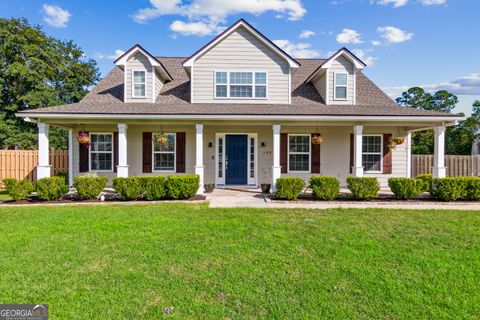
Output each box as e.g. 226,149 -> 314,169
463,177 -> 480,201
113,177 -> 143,200
388,178 -> 422,200
431,178 -> 466,202
416,174 -> 432,193
36,176 -> 69,201
309,176 -> 340,201
165,174 -> 200,200
275,177 -> 305,200
74,174 -> 108,200
143,176 -> 167,200
56,170 -> 69,185
346,177 -> 380,200
2,178 -> 34,201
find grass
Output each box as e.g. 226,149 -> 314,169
0,204 -> 479,319
0,189 -> 11,201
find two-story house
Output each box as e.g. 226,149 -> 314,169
17,19 -> 463,194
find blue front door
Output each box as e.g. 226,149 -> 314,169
226,135 -> 248,185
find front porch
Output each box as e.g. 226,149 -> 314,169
34,120 -> 451,195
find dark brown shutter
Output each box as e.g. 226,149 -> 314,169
176,132 -> 186,173
79,131 -> 89,173
113,132 -> 118,173
383,133 -> 392,174
349,133 -> 354,174
280,133 -> 288,173
142,132 -> 152,173
311,134 -> 320,174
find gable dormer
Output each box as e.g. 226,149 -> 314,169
114,44 -> 172,103
306,48 -> 366,105
183,19 -> 300,104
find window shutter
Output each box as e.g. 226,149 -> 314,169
311,134 -> 320,174
176,132 -> 186,173
113,132 -> 118,173
280,133 -> 288,173
79,131 -> 89,173
142,132 -> 152,173
383,134 -> 392,174
349,133 -> 354,174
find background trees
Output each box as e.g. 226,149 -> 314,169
0,18 -> 99,149
396,87 -> 480,155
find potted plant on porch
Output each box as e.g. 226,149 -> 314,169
260,168 -> 271,194
204,182 -> 215,193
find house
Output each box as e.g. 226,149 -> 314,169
17,19 -> 464,194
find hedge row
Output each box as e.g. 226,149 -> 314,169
2,176 -> 68,201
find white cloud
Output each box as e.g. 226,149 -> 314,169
420,0 -> 446,5
299,30 -> 315,39
170,20 -> 225,36
273,40 -> 320,58
377,26 -> 413,43
336,28 -> 363,44
371,40 -> 381,46
351,49 -> 377,66
42,4 -> 71,28
133,0 -> 306,25
374,0 -> 408,8
383,73 -> 480,97
93,49 -> 125,60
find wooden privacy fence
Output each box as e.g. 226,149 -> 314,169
412,155 -> 480,177
0,150 -> 68,188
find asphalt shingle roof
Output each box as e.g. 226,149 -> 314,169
19,57 -> 458,118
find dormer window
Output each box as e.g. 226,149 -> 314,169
334,73 -> 348,100
133,70 -> 146,98
214,71 -> 267,99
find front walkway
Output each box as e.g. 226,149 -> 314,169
207,188 -> 480,210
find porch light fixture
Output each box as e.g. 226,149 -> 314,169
261,142 -> 266,148
208,142 -> 213,148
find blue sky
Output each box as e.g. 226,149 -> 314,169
1,0 -> 479,114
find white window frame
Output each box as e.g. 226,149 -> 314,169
214,71 -> 268,100
89,132 -> 114,173
152,133 -> 176,172
362,134 -> 383,173
334,72 -> 348,101
287,134 -> 311,173
132,70 -> 146,98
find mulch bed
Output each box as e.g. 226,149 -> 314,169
268,193 -> 478,203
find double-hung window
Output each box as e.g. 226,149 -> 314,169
153,133 -> 175,171
334,73 -> 348,100
133,70 -> 146,97
214,71 -> 267,99
288,134 -> 310,172
362,135 -> 382,172
90,133 -> 113,171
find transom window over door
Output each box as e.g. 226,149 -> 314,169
90,133 -> 113,171
153,133 -> 175,171
214,71 -> 267,99
133,70 -> 146,97
362,135 -> 382,172
334,73 -> 348,100
288,135 -> 310,172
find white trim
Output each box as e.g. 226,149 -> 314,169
89,132 -> 114,173
362,134 -> 383,173
115,45 -> 172,82
333,72 -> 348,101
68,129 -> 73,186
287,134 -> 311,173
131,70 -> 146,98
306,48 -> 366,83
213,71 -> 268,100
152,133 -> 176,173
406,131 -> 412,178
183,20 -> 300,68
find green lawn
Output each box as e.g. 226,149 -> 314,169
0,204 -> 479,319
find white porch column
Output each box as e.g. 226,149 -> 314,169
195,124 -> 205,195
353,125 -> 364,177
68,129 -> 73,186
272,124 -> 282,192
406,131 -> 412,178
433,125 -> 446,178
37,123 -> 51,180
117,123 -> 129,177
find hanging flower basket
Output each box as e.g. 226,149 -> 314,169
156,134 -> 168,145
392,137 -> 405,145
312,134 -> 324,145
77,131 -> 90,145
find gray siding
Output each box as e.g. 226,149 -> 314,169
312,71 -> 327,103
192,26 -> 290,104
327,55 -> 355,105
154,70 -> 164,100
125,52 -> 153,103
